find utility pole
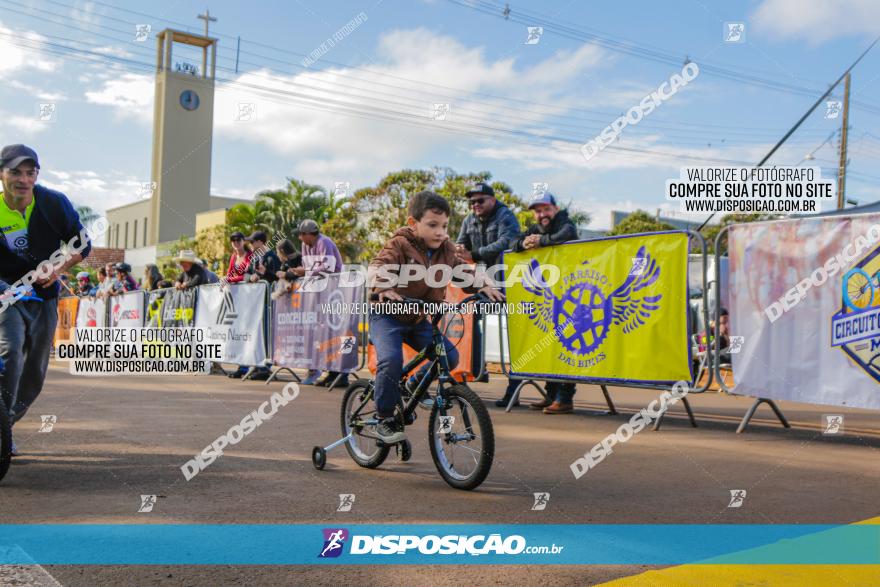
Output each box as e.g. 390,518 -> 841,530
696,37 -> 878,231
837,72 -> 851,209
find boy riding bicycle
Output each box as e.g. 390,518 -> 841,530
369,191 -> 504,444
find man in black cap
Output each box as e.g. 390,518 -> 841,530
455,181 -> 521,390
455,182 -> 520,267
0,144 -> 92,455
512,191 -> 579,414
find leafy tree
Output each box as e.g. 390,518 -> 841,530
607,210 -> 676,236
349,169 -> 437,260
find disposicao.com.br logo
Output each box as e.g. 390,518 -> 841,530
318,529 -> 563,557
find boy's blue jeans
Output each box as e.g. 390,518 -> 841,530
369,313 -> 459,418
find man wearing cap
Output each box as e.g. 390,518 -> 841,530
0,144 -> 92,455
296,219 -> 347,387
455,182 -> 520,268
246,231 -> 281,284
296,219 -> 343,278
455,182 -> 521,388
513,192 -> 579,414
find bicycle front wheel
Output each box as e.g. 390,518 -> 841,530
0,405 -> 10,483
428,384 -> 494,490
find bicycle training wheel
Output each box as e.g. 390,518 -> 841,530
341,380 -> 390,468
428,384 -> 494,490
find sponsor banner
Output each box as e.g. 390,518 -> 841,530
109,290 -> 145,328
273,273 -> 361,372
161,289 -> 196,328
194,283 -> 268,366
146,288 -> 171,328
502,232 -> 691,385
54,296 -> 79,344
729,213 -> 880,409
367,284 -> 477,381
0,524 -> 875,564
75,297 -> 106,329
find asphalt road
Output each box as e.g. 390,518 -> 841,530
1,360 -> 878,585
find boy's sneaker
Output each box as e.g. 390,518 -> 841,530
405,378 -> 434,411
375,419 -> 406,444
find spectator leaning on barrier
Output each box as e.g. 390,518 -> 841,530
512,192 -> 579,414
297,219 -> 346,386
96,266 -> 108,292
455,182 -> 521,267
143,264 -> 170,291
199,258 -> 220,284
297,219 -> 343,277
247,230 -> 281,284
226,231 -> 253,284
100,262 -> 117,296
368,190 -> 504,444
0,144 -> 92,456
174,250 -> 209,290
76,271 -> 95,296
700,308 -> 731,364
110,262 -> 138,295
275,239 -> 303,284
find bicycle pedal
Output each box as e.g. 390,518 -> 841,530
404,412 -> 417,425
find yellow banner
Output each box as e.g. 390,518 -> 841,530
503,232 -> 691,384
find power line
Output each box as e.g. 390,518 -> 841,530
446,0 -> 880,117
0,29 -> 760,168
22,0 -> 841,137
3,0 -> 834,152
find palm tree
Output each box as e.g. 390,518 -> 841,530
74,204 -> 100,226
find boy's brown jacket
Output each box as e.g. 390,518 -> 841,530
369,226 -> 478,324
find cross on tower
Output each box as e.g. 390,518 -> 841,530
197,9 -> 217,38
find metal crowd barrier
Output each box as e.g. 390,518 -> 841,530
265,269 -> 369,388
495,229 -> 712,431
713,225 -> 790,434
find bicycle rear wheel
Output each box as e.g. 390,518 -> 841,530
0,406 -> 10,483
341,380 -> 390,468
428,384 -> 494,490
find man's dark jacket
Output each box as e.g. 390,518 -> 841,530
0,184 -> 91,301
456,201 -> 521,266
513,209 -> 578,252
176,263 -> 209,289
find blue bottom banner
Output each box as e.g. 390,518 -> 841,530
0,524 -> 877,565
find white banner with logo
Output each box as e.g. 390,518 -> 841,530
194,283 -> 267,366
76,297 -> 106,329
729,213 -> 880,410
109,290 -> 145,328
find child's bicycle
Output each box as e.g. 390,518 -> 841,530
0,357 -> 10,483
312,294 -> 495,490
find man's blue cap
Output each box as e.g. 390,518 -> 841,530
0,144 -> 40,170
528,192 -> 558,209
